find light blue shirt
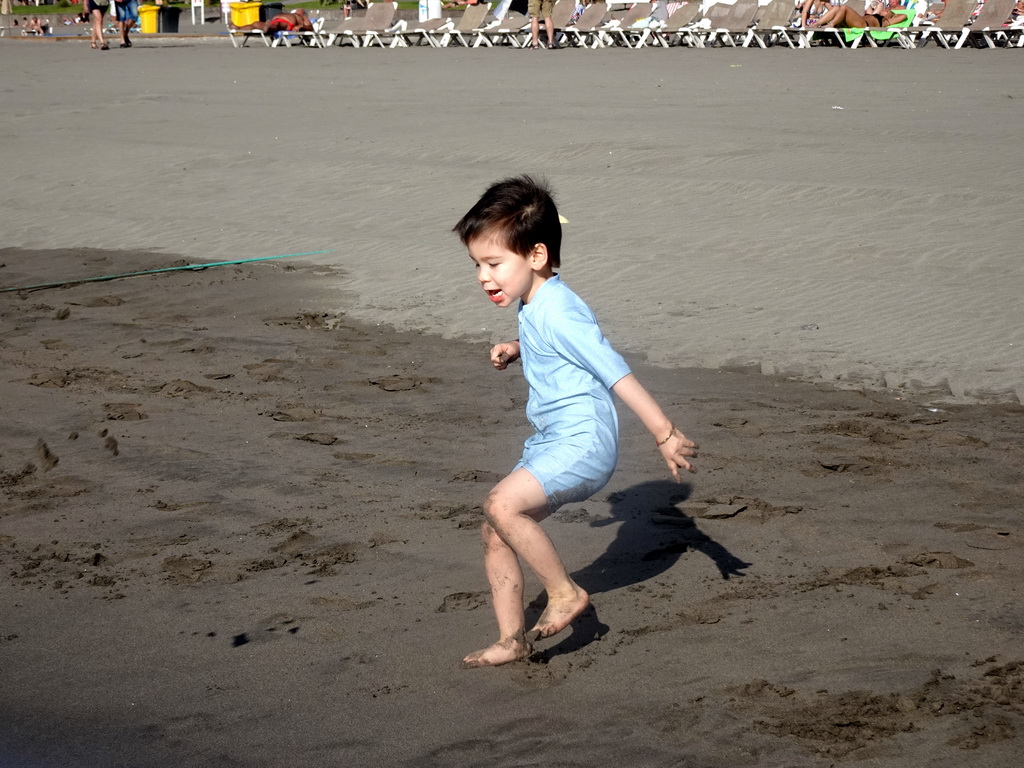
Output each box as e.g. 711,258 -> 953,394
518,275 -> 632,443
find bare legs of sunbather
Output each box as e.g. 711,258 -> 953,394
461,469 -> 590,668
233,19 -> 269,31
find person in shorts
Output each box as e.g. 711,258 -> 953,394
114,0 -> 139,47
453,176 -> 699,668
83,0 -> 110,49
528,0 -> 557,48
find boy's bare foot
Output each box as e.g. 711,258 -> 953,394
459,635 -> 531,669
526,587 -> 589,642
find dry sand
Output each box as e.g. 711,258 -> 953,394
1,42 -> 1023,766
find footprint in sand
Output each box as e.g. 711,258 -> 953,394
438,591 -> 488,612
231,613 -> 302,647
156,380 -> 214,396
902,551 -> 975,569
84,296 -> 125,307
245,554 -> 289,572
251,517 -> 314,536
263,407 -> 321,422
449,469 -> 505,484
162,554 -> 213,584
294,433 -> 339,445
370,375 -> 422,392
27,371 -> 72,389
35,440 -> 58,472
293,312 -> 344,330
103,403 -> 146,421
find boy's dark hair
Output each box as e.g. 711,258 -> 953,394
453,175 -> 562,269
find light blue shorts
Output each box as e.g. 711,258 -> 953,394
515,425 -> 618,513
116,0 -> 140,22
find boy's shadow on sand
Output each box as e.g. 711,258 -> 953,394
529,479 -> 752,662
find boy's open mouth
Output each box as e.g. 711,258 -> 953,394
486,289 -> 504,302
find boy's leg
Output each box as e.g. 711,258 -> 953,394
462,468 -> 589,668
461,519 -> 530,667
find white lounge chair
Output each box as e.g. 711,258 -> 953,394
390,15 -> 453,47
907,0 -> 976,47
228,22 -> 272,47
955,0 -> 1015,47
544,0 -> 577,47
441,2 -> 494,46
325,1 -> 397,46
744,0 -> 798,47
358,2 -> 401,46
562,1 -> 609,47
693,0 -> 760,47
635,2 -> 701,47
472,10 -> 529,46
601,2 -> 654,48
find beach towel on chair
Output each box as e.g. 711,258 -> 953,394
843,0 -> 919,44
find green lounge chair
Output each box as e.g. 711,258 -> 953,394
842,0 -> 921,47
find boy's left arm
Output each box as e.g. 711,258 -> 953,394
612,373 -> 698,482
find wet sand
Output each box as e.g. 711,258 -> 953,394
1,42 -> 1023,766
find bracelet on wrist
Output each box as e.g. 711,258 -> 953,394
655,425 -> 676,447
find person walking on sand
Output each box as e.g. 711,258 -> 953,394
83,0 -> 110,48
453,176 -> 699,668
114,0 -> 139,47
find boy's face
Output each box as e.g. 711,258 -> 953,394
468,234 -> 553,308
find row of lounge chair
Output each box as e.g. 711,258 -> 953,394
783,0 -> 1023,49
228,0 -> 1024,50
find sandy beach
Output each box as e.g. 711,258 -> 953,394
1,40 -> 1023,766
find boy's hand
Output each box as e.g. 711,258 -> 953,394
490,341 -> 521,371
659,428 -> 699,482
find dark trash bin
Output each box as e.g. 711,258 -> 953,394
260,2 -> 284,21
157,6 -> 181,32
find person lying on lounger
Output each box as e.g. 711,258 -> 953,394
799,0 -> 836,28
234,8 -> 313,34
813,0 -> 908,26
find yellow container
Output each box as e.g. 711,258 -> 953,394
230,2 -> 261,26
139,4 -> 159,33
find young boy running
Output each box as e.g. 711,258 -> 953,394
454,176 -> 698,668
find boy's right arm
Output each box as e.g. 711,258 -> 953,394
490,341 -> 521,371
612,373 -> 698,482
